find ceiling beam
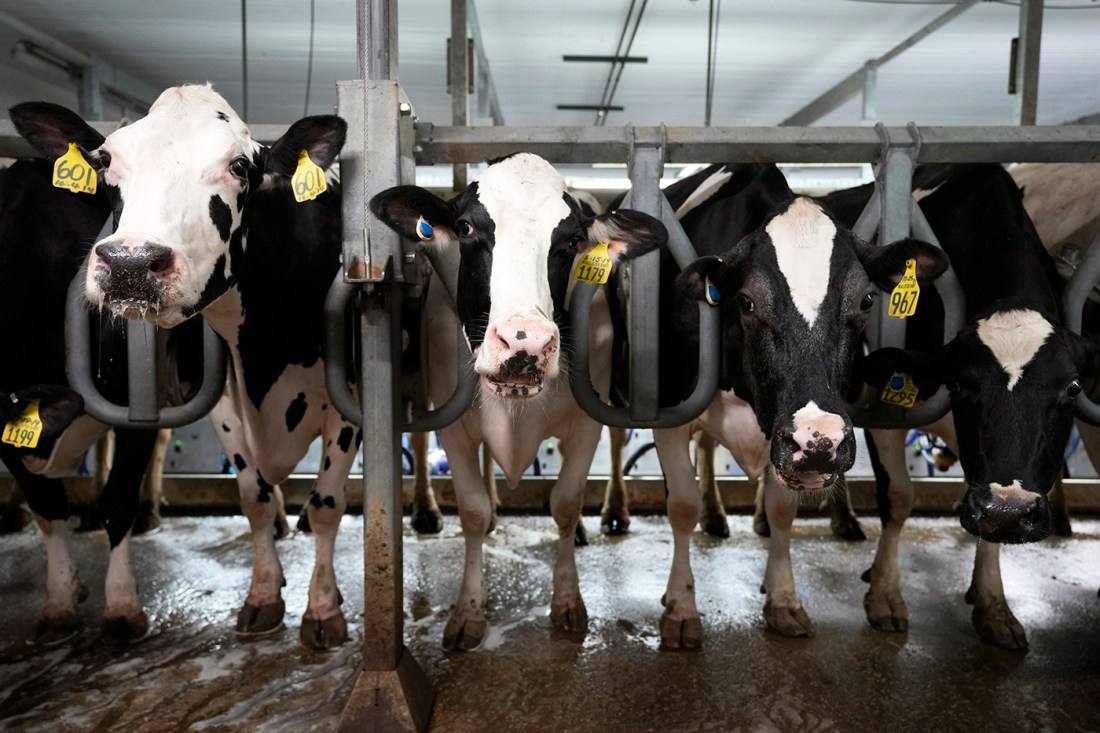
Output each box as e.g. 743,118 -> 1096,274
779,0 -> 981,127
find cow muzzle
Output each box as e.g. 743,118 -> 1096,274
960,481 -> 1051,543
771,406 -> 854,492
476,318 -> 559,399
90,239 -> 175,318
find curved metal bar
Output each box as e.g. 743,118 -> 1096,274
1064,229 -> 1100,425
65,260 -> 227,428
568,280 -> 720,429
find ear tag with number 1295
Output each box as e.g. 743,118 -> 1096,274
52,143 -> 97,195
888,258 -> 920,319
2,401 -> 43,449
573,241 -> 612,285
292,150 -> 326,203
880,372 -> 919,408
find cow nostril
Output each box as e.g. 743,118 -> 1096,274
147,247 -> 174,276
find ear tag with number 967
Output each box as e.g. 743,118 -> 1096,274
291,150 -> 326,203
573,241 -> 612,285
888,258 -> 920,319
53,143 -> 97,195
2,401 -> 43,449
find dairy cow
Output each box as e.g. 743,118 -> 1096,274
371,153 -> 666,650
642,163 -> 946,647
824,164 -> 1100,649
13,85 -> 357,649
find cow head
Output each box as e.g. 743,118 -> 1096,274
862,302 -> 1100,543
679,197 -> 947,493
10,85 -> 345,327
1,385 -> 84,442
371,153 -> 665,401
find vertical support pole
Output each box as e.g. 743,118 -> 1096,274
860,64 -> 877,125
626,131 -> 663,423
449,0 -> 470,190
866,146 -> 914,359
1012,0 -> 1043,126
79,61 -> 104,121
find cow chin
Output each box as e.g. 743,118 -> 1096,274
480,373 -> 547,400
774,463 -> 841,493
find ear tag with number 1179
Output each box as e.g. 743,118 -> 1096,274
573,241 -> 612,285
888,258 -> 920,319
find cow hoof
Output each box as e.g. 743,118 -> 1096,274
864,591 -> 908,632
486,512 -> 499,535
752,512 -> 771,538
573,521 -> 589,547
1051,508 -> 1073,537
300,611 -> 348,650
101,611 -> 150,644
0,505 -> 32,534
442,608 -> 486,652
971,597 -> 1028,651
830,513 -> 866,542
701,512 -> 730,539
411,508 -> 444,535
236,600 -> 286,635
74,508 -> 102,533
550,597 -> 588,635
659,610 -> 703,650
600,512 -> 631,536
32,614 -> 81,645
132,507 -> 162,536
294,509 -> 311,535
764,595 -> 816,638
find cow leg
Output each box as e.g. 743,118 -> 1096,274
441,427 -> 491,651
762,467 -> 815,637
826,479 -> 865,541
97,428 -> 158,643
298,419 -> 357,649
133,428 -> 170,536
1047,475 -> 1071,538
549,423 -> 601,636
409,431 -> 443,534
752,476 -> 770,537
483,442 -> 500,535
696,431 -> 729,539
966,541 -> 1028,651
862,428 -> 912,632
653,424 -> 703,649
600,426 -> 631,536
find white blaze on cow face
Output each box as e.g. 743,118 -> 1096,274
85,85 -> 260,327
976,309 -> 1053,391
766,198 -> 836,327
473,154 -> 571,397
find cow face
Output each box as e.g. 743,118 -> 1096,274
371,153 -> 665,402
680,198 -> 947,493
11,85 -> 345,328
863,305 -> 1100,543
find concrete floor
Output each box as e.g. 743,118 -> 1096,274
1,511 -> 1099,732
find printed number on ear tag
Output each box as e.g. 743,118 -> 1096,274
52,143 -> 97,195
292,150 -> 326,203
888,258 -> 920,319
880,372 -> 919,408
2,401 -> 43,449
573,241 -> 612,285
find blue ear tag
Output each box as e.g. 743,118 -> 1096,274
888,374 -> 905,391
415,216 -> 433,241
705,278 -> 721,306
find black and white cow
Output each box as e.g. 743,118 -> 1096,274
371,152 -> 666,650
14,84 -> 355,649
823,163 -> 1100,649
644,163 -> 946,647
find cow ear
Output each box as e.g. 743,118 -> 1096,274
370,185 -> 457,248
676,255 -> 729,303
857,346 -> 944,400
10,102 -> 104,160
580,209 -> 666,262
1065,331 -> 1100,378
265,115 -> 347,178
1,385 -> 84,440
863,238 -> 949,290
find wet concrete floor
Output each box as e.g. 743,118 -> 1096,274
1,511 -> 1099,732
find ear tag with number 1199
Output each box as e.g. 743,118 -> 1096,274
888,258 -> 920,319
2,401 -> 43,449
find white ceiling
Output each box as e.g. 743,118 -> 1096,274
1,1 -> 1098,133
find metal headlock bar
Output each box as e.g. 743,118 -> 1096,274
1062,228 -> 1100,426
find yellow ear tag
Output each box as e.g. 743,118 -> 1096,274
2,401 -> 43,449
291,150 -> 326,203
52,143 -> 97,195
888,258 -> 920,319
880,372 -> 919,408
573,241 -> 613,285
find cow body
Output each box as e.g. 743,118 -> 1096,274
371,153 -> 665,650
643,164 -> 946,647
822,164 -> 1100,649
15,85 -> 354,649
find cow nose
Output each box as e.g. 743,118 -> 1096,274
488,321 -> 556,359
786,403 -> 849,463
960,482 -> 1052,543
94,241 -> 175,281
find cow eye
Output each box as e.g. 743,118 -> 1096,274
860,292 -> 875,311
1066,378 -> 1082,398
229,157 -> 250,180
456,220 -> 474,238
736,293 -> 754,315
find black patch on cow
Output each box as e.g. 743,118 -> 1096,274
337,426 -> 354,453
355,429 -> 363,449
309,491 -> 322,508
222,423 -> 231,432
515,330 -> 527,341
233,453 -> 248,471
256,473 -> 275,503
216,111 -> 230,122
209,194 -> 233,243
285,392 -> 308,432
323,456 -> 331,471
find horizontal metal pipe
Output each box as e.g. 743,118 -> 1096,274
1064,229 -> 1100,426
0,121 -> 295,158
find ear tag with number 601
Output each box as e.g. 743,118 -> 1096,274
291,150 -> 326,203
2,401 -> 43,449
888,258 -> 920,318
880,372 -> 919,408
573,241 -> 612,285
52,143 -> 97,195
